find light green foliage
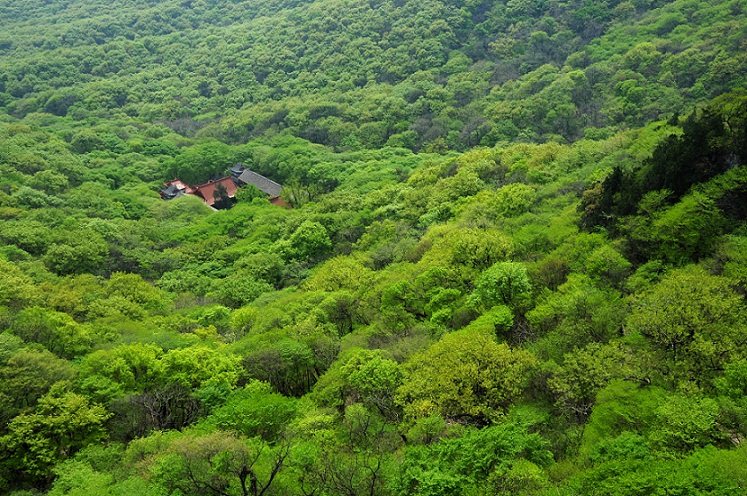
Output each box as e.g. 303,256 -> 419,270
87,294 -> 147,321
104,272 -> 170,314
419,225 -> 513,275
48,460 -> 114,496
630,191 -> 728,263
547,341 -> 646,419
304,255 -> 375,292
29,169 -> 69,195
713,235 -> 747,289
1,388 -> 110,482
584,244 -> 632,288
235,183 -> 266,203
12,186 -> 62,209
0,1 -> 745,493
207,271 -> 274,308
494,183 -> 537,215
579,380 -> 667,459
1,220 -> 53,256
211,381 -> 298,441
43,232 -> 109,276
395,423 -> 553,496
339,348 -> 403,420
11,306 -> 95,359
165,140 -> 234,185
461,305 -> 514,338
280,220 -> 332,261
149,430 -> 288,496
48,452 -> 164,496
233,251 -> 284,287
241,337 -> 318,397
355,219 -> 420,269
573,434 -> 747,495
423,287 -> 462,326
588,431 -> 652,466
461,183 -> 537,224
293,403 -> 398,496
0,259 -> 38,308
159,346 -> 241,390
397,329 -> 537,423
627,265 -> 747,379
471,261 -> 532,310
187,305 -> 232,334
448,228 -> 514,270
527,274 -> 625,357
39,274 -> 100,318
77,343 -> 163,394
316,290 -> 358,335
0,346 -> 75,417
380,279 -> 419,332
649,394 -> 725,454
228,306 -> 259,337
405,415 -> 448,446
580,378 -> 728,463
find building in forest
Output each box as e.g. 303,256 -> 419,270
160,165 -> 285,208
191,176 -> 239,208
160,179 -> 195,200
232,164 -> 287,206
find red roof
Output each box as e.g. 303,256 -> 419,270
192,177 -> 238,206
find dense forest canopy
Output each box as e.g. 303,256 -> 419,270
2,0 -> 746,148
1,0 -> 747,494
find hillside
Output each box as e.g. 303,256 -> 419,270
2,0 -> 746,148
1,0 -> 747,494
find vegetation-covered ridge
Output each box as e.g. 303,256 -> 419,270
1,0 -> 747,494
2,0 -> 746,148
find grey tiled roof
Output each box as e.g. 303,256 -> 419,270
230,163 -> 246,176
161,184 -> 184,199
237,170 -> 283,197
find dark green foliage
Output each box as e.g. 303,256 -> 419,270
582,93 -> 747,234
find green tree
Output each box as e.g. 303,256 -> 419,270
211,381 -> 298,441
293,404 -> 398,496
627,265 -> 747,380
1,388 -> 110,485
208,272 -> 273,309
470,261 -> 532,310
547,341 -> 647,420
0,259 -> 38,308
340,349 -> 403,420
104,272 -> 170,314
159,345 -> 241,391
527,274 -> 625,357
150,431 -> 289,496
77,343 -> 163,394
11,306 -> 95,359
397,329 -> 536,424
242,338 -> 317,397
0,347 -> 76,421
165,140 -> 234,185
395,423 -> 553,496
281,220 -> 332,261
43,234 -> 109,276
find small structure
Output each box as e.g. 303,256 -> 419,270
232,164 -> 286,206
160,179 -> 194,200
229,163 -> 247,180
160,165 -> 286,208
192,176 -> 239,208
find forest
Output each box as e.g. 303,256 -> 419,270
1,0 -> 747,494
